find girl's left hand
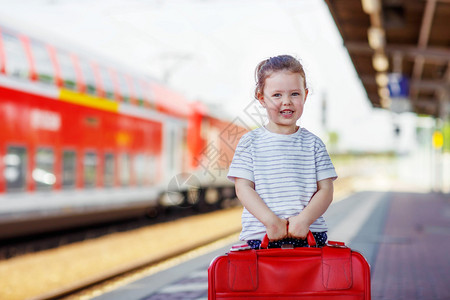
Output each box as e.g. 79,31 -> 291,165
287,215 -> 310,239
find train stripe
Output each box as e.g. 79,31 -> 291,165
0,75 -> 184,123
0,75 -> 59,99
59,89 -> 119,113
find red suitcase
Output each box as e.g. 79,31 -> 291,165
208,232 -> 371,299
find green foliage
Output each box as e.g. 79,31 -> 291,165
328,131 -> 339,145
443,121 -> 450,152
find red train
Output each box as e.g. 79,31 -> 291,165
0,21 -> 247,239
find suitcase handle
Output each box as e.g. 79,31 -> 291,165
260,230 -> 317,249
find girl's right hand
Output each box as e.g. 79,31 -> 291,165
266,217 -> 288,241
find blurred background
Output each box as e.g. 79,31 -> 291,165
0,0 -> 448,191
0,1 -> 448,299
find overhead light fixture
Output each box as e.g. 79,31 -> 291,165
368,27 -> 385,50
376,72 -> 389,87
378,87 -> 391,108
372,53 -> 389,72
361,0 -> 380,14
378,86 -> 390,98
380,97 -> 391,109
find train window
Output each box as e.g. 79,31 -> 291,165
117,73 -> 131,103
62,150 -> 76,188
119,153 -> 130,186
33,148 -> 56,190
78,58 -> 97,96
133,154 -> 146,186
103,153 -> 115,187
83,152 -> 98,188
4,146 -> 27,192
55,49 -> 77,90
98,66 -> 115,100
2,31 -> 30,79
29,39 -> 54,84
132,78 -> 145,106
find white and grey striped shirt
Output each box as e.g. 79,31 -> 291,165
228,126 -> 337,241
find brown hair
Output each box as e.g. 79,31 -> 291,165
254,55 -> 307,99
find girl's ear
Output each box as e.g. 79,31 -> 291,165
304,88 -> 309,102
257,92 -> 266,107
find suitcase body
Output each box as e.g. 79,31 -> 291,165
208,241 -> 371,299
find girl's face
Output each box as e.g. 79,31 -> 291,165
257,70 -> 308,134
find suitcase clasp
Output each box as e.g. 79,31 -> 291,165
326,241 -> 347,248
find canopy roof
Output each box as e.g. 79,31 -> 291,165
325,0 -> 450,118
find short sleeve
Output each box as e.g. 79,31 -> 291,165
315,138 -> 338,182
227,133 -> 254,182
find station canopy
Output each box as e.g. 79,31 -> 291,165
324,0 -> 450,118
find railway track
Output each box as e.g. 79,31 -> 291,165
0,201 -> 223,261
0,206 -> 243,300
34,232 -> 240,300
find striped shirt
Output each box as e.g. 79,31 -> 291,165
227,126 -> 337,241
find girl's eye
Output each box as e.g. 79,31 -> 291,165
291,92 -> 300,96
273,93 -> 282,98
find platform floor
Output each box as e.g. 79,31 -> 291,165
93,191 -> 450,300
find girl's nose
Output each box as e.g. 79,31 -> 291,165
282,95 -> 293,105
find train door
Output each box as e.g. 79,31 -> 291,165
163,121 -> 186,182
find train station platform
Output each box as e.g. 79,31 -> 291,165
92,190 -> 450,300
370,192 -> 449,299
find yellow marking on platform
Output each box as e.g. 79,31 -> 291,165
433,131 -> 444,149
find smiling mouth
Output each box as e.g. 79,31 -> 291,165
280,110 -> 294,115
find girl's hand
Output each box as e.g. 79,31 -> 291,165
287,214 -> 310,239
266,217 -> 288,241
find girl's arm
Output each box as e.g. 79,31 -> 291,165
287,178 -> 334,239
234,177 -> 288,241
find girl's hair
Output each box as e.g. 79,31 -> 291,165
254,55 -> 307,99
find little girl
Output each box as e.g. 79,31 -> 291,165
228,55 -> 337,249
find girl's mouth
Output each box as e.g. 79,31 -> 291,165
280,110 -> 294,116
